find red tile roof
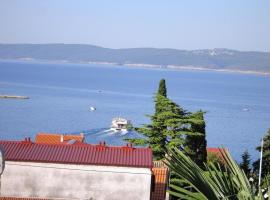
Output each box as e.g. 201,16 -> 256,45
207,147 -> 228,155
0,140 -> 153,168
151,167 -> 169,200
207,147 -> 229,162
35,133 -> 84,144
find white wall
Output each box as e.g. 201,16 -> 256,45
0,161 -> 152,200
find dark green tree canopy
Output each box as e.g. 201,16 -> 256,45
126,79 -> 206,161
158,79 -> 167,97
184,110 -> 207,168
253,128 -> 270,180
240,150 -> 251,177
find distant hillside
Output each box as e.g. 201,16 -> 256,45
0,44 -> 270,73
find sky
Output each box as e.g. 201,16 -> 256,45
0,0 -> 270,52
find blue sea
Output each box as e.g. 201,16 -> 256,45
0,60 -> 269,162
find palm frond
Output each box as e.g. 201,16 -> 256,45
164,148 -> 264,200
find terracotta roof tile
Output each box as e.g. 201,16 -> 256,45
151,167 -> 169,200
207,147 -> 228,157
207,147 -> 229,163
0,140 -> 153,168
35,133 -> 84,144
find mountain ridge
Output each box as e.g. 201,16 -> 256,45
0,44 -> 269,73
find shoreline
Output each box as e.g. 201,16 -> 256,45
0,95 -> 29,99
1,58 -> 270,76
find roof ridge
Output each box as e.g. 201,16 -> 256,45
0,140 -> 153,168
0,140 -> 151,150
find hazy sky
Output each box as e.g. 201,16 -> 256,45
0,0 -> 270,51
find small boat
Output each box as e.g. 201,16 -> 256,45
111,117 -> 132,131
242,108 -> 249,112
90,106 -> 96,111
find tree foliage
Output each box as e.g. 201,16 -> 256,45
240,150 -> 251,177
253,129 -> 270,181
158,79 -> 167,97
126,79 -> 206,161
165,147 -> 269,200
184,110 -> 207,168
130,94 -> 187,160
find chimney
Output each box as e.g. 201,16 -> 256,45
60,134 -> 64,143
21,137 -> 32,145
123,143 -> 134,151
80,133 -> 85,142
96,141 -> 106,150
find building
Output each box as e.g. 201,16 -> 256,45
207,147 -> 229,163
35,132 -> 85,144
0,139 -> 153,200
151,161 -> 169,200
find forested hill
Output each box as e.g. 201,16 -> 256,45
0,44 -> 270,73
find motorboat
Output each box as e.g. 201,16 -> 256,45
242,108 -> 250,112
111,117 -> 132,131
90,106 -> 96,111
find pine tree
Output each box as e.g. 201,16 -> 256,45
240,150 -> 251,176
253,129 -> 270,180
183,111 -> 207,168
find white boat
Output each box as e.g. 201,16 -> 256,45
90,106 -> 96,111
242,108 -> 249,112
111,117 -> 132,131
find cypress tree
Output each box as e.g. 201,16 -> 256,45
155,79 -> 167,114
184,111 -> 207,168
126,79 -> 207,161
158,79 -> 167,97
126,79 -> 168,160
126,79 -> 185,160
240,150 -> 251,176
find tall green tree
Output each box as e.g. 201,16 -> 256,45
155,78 -> 167,114
126,79 -> 206,160
158,78 -> 167,97
240,150 -> 251,177
128,94 -> 186,160
253,129 -> 270,181
184,111 -> 207,168
126,79 -> 169,160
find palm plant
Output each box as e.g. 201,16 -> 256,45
164,148 -> 269,200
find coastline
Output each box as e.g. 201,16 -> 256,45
1,58 -> 270,76
0,95 -> 29,99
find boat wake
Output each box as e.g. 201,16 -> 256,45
106,129 -> 128,136
71,128 -> 143,146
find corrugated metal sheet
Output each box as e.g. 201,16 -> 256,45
35,133 -> 84,144
0,140 -> 153,168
